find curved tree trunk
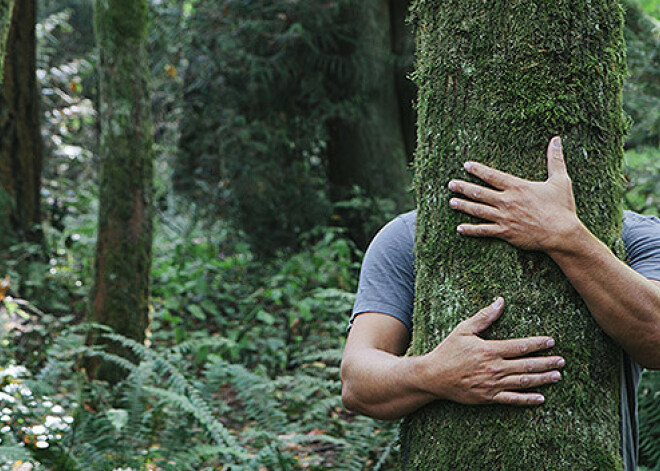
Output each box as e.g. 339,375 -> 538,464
90,0 -> 154,383
401,1 -> 627,469
0,0 -> 42,252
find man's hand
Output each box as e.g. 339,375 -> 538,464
419,298 -> 564,406
448,136 -> 583,252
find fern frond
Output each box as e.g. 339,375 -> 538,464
142,385 -> 242,453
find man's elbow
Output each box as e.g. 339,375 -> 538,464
638,355 -> 660,370
341,381 -> 404,421
632,332 -> 660,370
340,375 -> 369,415
341,383 -> 360,414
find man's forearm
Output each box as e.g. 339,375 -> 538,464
341,348 -> 434,420
548,222 -> 660,368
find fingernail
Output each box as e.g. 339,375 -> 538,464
557,358 -> 566,367
552,136 -> 562,149
464,162 -> 473,171
450,199 -> 458,208
494,297 -> 504,308
457,225 -> 465,233
448,181 -> 457,191
546,338 -> 555,348
535,395 -> 545,404
551,372 -> 561,382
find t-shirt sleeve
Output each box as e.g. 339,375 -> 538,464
349,216 -> 415,331
623,211 -> 660,281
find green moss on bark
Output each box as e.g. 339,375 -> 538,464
400,1 -> 627,469
90,0 -> 154,383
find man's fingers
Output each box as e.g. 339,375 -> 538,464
489,336 -> 555,358
450,198 -> 498,221
499,371 -> 562,390
457,223 -> 502,238
458,297 -> 505,334
547,136 -> 568,179
503,356 -> 566,375
448,179 -> 501,205
464,162 -> 523,190
491,391 -> 545,406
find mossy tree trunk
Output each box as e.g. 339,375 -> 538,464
0,0 -> 42,252
89,0 -> 154,383
327,0 -> 411,247
400,1 -> 627,470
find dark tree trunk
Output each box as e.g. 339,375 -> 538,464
389,0 -> 416,163
400,1 -> 627,469
0,0 -> 42,252
327,0 -> 412,244
89,0 -> 154,384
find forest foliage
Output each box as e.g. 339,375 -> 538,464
0,0 -> 659,470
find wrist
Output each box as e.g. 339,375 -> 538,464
545,215 -> 590,256
411,353 -> 447,401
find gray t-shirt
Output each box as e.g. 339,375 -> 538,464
351,209 -> 660,471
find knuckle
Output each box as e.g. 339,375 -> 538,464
501,196 -> 516,210
525,360 -> 534,373
485,364 -> 502,376
520,375 -> 530,387
495,225 -> 510,237
476,344 -> 491,358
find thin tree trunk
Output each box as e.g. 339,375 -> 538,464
401,1 -> 627,469
0,0 -> 42,251
90,0 -> 154,383
0,0 -> 13,80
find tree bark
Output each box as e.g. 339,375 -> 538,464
400,1 -> 627,469
0,0 -> 13,80
0,0 -> 42,251
90,0 -> 154,383
327,0 -> 411,224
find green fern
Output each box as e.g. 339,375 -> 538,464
640,369 -> 660,470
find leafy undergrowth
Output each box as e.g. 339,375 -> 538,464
0,213 -> 399,470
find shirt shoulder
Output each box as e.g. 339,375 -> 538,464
622,210 -> 660,281
349,211 -> 417,330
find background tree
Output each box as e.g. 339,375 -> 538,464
624,0 -> 660,148
326,0 -> 411,247
177,0 -> 417,252
0,0 -> 43,254
0,0 -> 13,76
400,0 -> 627,469
88,0 -> 154,383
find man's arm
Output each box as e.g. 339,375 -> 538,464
448,136 -> 660,369
341,299 -> 564,420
